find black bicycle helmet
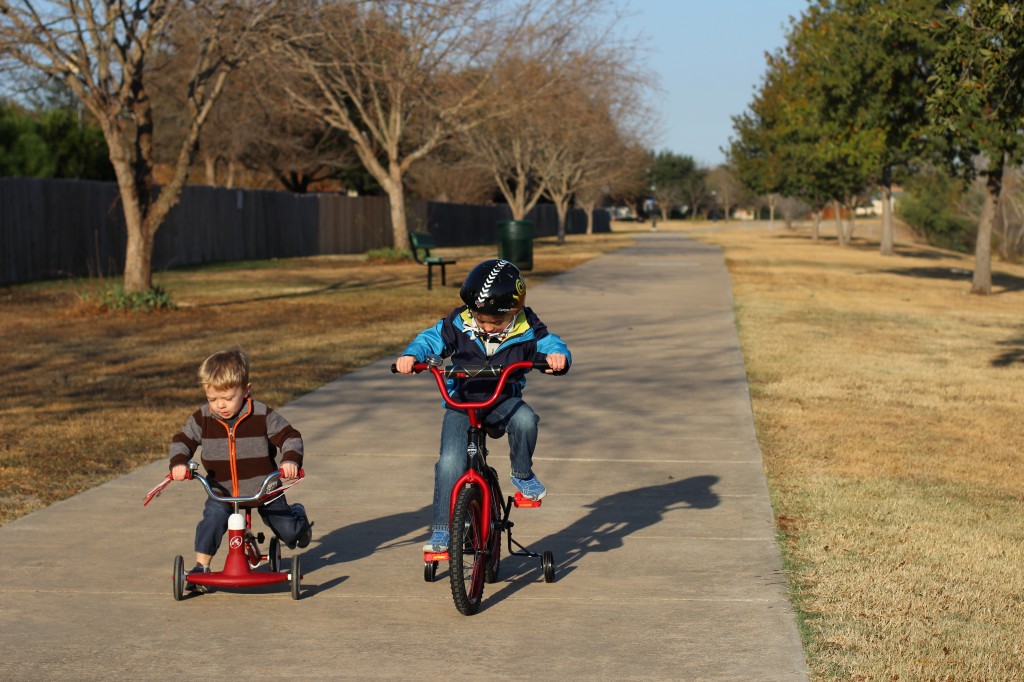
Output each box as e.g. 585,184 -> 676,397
460,259 -> 525,314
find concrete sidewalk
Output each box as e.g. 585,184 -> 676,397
0,233 -> 808,681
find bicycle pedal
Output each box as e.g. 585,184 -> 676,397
513,492 -> 542,508
424,551 -> 449,562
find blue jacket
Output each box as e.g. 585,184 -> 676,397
402,306 -> 572,403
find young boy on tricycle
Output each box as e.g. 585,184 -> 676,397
168,349 -> 313,589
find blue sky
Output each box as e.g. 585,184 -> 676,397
620,0 -> 810,167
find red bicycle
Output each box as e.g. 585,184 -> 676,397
144,462 -> 305,600
394,359 -> 556,615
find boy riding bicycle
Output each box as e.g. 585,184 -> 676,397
394,259 -> 571,553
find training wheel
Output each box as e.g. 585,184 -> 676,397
173,555 -> 185,601
424,561 -> 437,582
290,554 -> 302,600
542,551 -> 555,583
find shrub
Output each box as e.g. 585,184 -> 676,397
85,285 -> 176,313
897,168 -> 976,253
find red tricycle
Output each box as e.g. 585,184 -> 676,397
394,359 -> 557,615
144,461 -> 305,600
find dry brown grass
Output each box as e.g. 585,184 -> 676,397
676,219 -> 1024,681
7,218 -> 1024,677
0,232 -> 634,524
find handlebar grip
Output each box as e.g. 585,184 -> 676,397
392,362 -> 428,374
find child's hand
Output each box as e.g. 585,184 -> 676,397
281,462 -> 299,480
171,464 -> 189,481
394,355 -> 417,374
544,353 -> 567,373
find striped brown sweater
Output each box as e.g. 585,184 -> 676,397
168,396 -> 303,503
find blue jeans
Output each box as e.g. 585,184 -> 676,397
431,397 -> 539,531
194,494 -> 309,555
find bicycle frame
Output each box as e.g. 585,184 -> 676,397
423,360 -> 540,554
395,358 -> 557,613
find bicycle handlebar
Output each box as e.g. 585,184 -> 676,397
391,360 -> 551,377
391,360 -> 553,411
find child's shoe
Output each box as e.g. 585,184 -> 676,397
422,529 -> 450,552
511,473 -> 546,501
187,563 -> 210,593
290,503 -> 314,549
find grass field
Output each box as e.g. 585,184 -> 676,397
4,218 -> 1023,679
677,219 -> 1024,680
0,233 -> 634,524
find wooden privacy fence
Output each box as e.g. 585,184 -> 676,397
0,177 -> 609,285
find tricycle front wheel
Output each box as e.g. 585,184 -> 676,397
269,537 -> 282,572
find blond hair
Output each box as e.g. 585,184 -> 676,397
198,349 -> 250,389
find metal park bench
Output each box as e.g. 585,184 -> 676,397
409,231 -> 457,290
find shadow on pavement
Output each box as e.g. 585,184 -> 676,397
481,475 -> 721,611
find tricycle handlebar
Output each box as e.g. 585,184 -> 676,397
192,468 -> 304,505
143,465 -> 304,507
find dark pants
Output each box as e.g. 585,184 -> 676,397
194,494 -> 309,555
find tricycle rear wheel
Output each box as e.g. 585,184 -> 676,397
172,555 -> 185,601
290,555 -> 302,600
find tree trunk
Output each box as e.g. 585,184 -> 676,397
880,183 -> 894,256
971,155 -> 1004,295
120,185 -> 152,293
384,168 -> 411,251
581,201 -> 595,235
833,200 -> 846,246
843,205 -> 856,243
555,196 -> 569,244
812,210 -> 821,241
204,154 -> 218,185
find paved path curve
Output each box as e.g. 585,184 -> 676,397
0,233 -> 808,680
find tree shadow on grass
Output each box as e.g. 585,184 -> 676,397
880,266 -> 1024,294
992,338 -> 1024,367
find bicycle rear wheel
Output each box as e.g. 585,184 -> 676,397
450,484 -> 486,615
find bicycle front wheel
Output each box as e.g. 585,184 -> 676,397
450,484 -> 486,615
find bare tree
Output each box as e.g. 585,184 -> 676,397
0,1 -> 280,292
406,147 -> 496,205
461,58 -> 552,220
575,141 -> 647,235
537,94 -> 630,243
535,50 -> 652,243
705,166 -> 743,221
277,0 -> 614,250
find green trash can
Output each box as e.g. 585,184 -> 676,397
497,219 -> 534,271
